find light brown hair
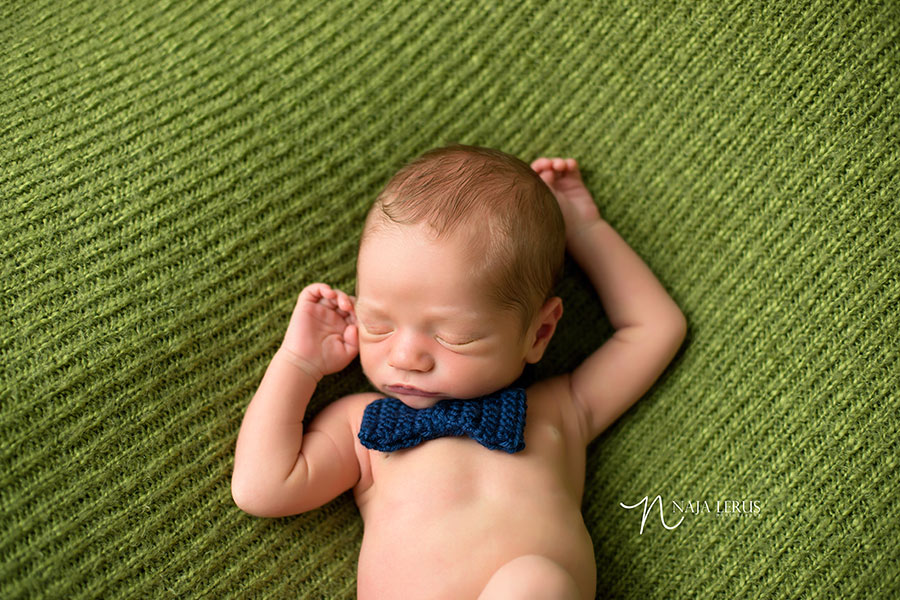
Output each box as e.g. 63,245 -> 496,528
359,144 -> 566,330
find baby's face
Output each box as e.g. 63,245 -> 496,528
355,222 -> 535,408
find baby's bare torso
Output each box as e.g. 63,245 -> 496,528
350,376 -> 596,600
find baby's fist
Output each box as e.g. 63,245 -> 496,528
280,283 -> 358,380
531,157 -> 601,240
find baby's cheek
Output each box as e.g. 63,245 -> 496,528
441,357 -> 496,396
357,343 -> 378,374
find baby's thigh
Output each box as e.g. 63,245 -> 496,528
478,555 -> 583,600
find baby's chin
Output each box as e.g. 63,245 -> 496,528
377,386 -> 507,409
392,394 -> 443,409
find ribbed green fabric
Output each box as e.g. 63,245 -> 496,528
2,0 -> 898,597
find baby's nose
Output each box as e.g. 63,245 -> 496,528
387,334 -> 435,373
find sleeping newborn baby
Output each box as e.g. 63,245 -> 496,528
232,144 -> 686,599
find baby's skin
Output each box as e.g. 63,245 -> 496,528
232,158 -> 687,599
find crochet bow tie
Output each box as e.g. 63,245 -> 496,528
358,387 -> 527,453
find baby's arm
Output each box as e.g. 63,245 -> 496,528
231,284 -> 361,517
533,158 -> 687,442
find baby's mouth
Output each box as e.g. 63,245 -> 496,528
384,384 -> 440,398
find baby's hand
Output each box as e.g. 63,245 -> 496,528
280,283 -> 358,381
531,157 -> 602,239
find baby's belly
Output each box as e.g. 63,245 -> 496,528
356,491 -> 595,600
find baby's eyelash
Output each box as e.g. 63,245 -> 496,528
362,323 -> 392,335
436,335 -> 478,346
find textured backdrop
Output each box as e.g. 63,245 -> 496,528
2,0 -> 898,598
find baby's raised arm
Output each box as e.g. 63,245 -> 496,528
231,283 -> 361,517
532,158 -> 687,442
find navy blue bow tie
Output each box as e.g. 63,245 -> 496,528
358,387 -> 527,453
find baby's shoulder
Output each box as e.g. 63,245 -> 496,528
524,373 -> 574,407
525,374 -> 590,445
305,391 -> 381,446
319,390 -> 382,427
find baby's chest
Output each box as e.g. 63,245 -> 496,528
379,439 -> 520,493
358,429 -> 578,514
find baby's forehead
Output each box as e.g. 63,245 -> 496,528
355,215 -> 512,301
359,216 -> 490,256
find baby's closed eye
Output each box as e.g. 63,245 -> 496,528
361,322 -> 393,336
435,333 -> 482,346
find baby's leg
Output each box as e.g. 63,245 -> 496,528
478,555 -> 582,600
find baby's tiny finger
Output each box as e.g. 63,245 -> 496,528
303,282 -> 332,302
344,323 -> 359,349
336,291 -> 351,312
552,158 -> 566,171
531,157 -> 551,171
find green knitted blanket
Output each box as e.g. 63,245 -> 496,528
2,0 -> 898,598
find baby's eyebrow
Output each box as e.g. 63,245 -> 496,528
355,301 -> 482,324
427,305 -> 483,321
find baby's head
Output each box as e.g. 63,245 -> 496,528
354,144 -> 566,407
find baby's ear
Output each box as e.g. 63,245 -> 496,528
525,297 -> 563,364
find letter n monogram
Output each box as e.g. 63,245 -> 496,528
619,495 -> 685,534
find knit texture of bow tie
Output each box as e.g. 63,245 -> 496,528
358,387 -> 527,453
